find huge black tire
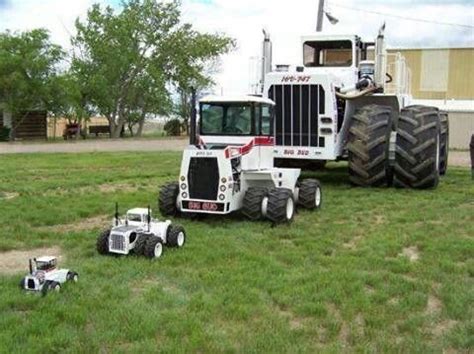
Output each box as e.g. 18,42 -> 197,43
347,104 -> 393,187
167,225 -> 186,248
298,179 -> 322,210
143,237 -> 164,259
159,182 -> 179,216
266,188 -> 295,224
394,106 -> 440,189
97,229 -> 110,255
134,233 -> 150,255
242,187 -> 268,220
439,111 -> 449,176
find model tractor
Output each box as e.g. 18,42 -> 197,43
159,95 -> 322,223
19,257 -> 78,295
253,25 -> 448,189
97,205 -> 186,259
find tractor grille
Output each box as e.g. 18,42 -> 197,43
268,84 -> 325,147
27,279 -> 35,289
188,157 -> 219,201
110,234 -> 125,251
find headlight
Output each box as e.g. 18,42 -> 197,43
219,194 -> 225,201
181,183 -> 187,190
220,185 -> 226,192
181,192 -> 188,199
221,177 -> 227,183
180,176 -> 186,181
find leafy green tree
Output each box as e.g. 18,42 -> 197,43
71,0 -> 234,138
0,29 -> 64,139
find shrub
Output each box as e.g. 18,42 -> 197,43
164,119 -> 182,136
0,127 -> 11,141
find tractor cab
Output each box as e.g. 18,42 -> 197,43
34,257 -> 57,272
126,208 -> 150,226
199,95 -> 275,148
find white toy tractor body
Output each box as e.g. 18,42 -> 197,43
20,256 -> 78,295
97,208 -> 186,259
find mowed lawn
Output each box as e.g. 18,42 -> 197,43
0,152 -> 472,353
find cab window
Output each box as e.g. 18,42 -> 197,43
304,40 -> 353,67
261,105 -> 272,135
201,103 -> 253,135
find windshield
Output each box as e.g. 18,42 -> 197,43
304,40 -> 353,67
36,260 -> 55,271
201,103 -> 252,135
127,214 -> 142,222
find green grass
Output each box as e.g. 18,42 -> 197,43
0,152 -> 472,353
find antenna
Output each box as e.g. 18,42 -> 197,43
147,205 -> 151,232
115,202 -> 119,226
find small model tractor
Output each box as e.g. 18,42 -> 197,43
97,205 -> 186,259
159,95 -> 323,223
19,257 -> 78,295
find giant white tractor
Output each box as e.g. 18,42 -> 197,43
253,25 -> 448,189
159,95 -> 322,223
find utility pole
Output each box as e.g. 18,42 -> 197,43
316,0 -> 324,32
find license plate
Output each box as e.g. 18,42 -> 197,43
182,201 -> 225,212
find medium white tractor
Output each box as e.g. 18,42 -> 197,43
159,95 -> 322,223
19,257 -> 78,295
252,25 -> 449,189
97,205 -> 186,259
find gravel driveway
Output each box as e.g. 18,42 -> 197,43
0,138 -> 188,154
0,139 -> 471,168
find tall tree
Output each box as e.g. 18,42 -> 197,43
0,29 -> 64,139
72,0 -> 234,138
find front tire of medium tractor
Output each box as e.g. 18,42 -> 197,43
242,187 -> 269,220
347,104 -> 393,187
144,237 -> 164,259
19,278 -> 25,290
298,179 -> 322,210
266,188 -> 295,224
394,106 -> 441,189
134,233 -> 150,255
67,271 -> 79,282
159,182 -> 179,216
167,225 -> 186,248
97,229 -> 110,255
439,111 -> 449,176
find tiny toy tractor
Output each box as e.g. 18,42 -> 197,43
97,205 -> 186,259
159,95 -> 322,223
19,257 -> 78,295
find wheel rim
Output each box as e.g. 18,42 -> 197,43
73,275 -> 78,282
154,243 -> 163,258
315,187 -> 321,208
435,134 -> 440,173
177,232 -> 185,247
54,285 -> 60,292
286,197 -> 294,220
261,196 -> 268,216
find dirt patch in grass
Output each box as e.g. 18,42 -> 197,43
275,304 -> 307,331
0,192 -> 19,200
425,295 -> 442,315
400,246 -> 420,262
327,303 -> 349,345
36,215 -> 109,233
343,236 -> 362,250
0,246 -> 64,275
432,320 -> 458,337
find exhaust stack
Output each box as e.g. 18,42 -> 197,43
260,29 -> 272,94
374,23 -> 387,90
190,87 -> 197,146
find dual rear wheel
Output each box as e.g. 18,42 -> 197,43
348,104 -> 448,189
242,179 -> 322,224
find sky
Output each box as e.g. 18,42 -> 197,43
1,0 -> 473,95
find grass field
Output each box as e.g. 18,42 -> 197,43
0,152 -> 472,353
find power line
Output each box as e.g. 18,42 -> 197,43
330,2 -> 474,29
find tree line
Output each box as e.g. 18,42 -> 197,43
0,0 -> 234,138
